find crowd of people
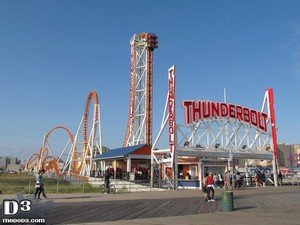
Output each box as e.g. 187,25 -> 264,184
207,169 -> 276,190
202,169 -> 277,202
94,166 -> 151,180
203,171 -> 237,190
132,167 -> 150,180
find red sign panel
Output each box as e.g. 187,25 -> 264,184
266,88 -> 278,161
168,66 -> 176,154
182,100 -> 268,132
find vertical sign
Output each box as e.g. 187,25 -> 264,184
267,88 -> 278,162
168,66 -> 176,157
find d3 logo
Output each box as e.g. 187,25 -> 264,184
3,199 -> 32,215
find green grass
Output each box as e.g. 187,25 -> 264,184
0,172 -> 101,194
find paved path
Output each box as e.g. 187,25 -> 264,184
1,186 -> 300,225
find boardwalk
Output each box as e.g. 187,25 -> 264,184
1,186 -> 300,225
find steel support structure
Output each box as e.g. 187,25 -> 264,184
262,88 -> 279,186
151,68 -> 278,188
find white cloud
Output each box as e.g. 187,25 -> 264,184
279,22 -> 300,77
289,24 -> 300,76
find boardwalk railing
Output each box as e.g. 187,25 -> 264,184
1,176 -> 299,195
0,179 -> 165,195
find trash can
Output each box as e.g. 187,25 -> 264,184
221,191 -> 234,211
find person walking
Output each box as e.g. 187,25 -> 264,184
34,169 -> 47,199
213,172 -> 218,188
202,172 -> 209,201
235,171 -> 242,188
104,169 -> 111,194
225,171 -> 231,189
254,170 -> 261,187
218,172 -> 223,188
34,175 -> 41,199
260,171 -> 266,187
206,172 -> 215,202
278,171 -> 283,186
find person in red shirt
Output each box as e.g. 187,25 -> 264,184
206,171 -> 215,202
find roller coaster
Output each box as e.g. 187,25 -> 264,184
25,32 -> 157,179
25,32 -> 279,186
25,90 -> 102,179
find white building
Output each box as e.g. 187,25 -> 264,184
0,156 -> 21,171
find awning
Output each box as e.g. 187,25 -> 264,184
177,149 -> 274,160
93,144 -> 151,161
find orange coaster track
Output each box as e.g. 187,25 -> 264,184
43,126 -> 78,175
26,126 -> 77,176
25,91 -> 101,178
25,147 -> 49,171
83,90 -> 99,154
79,90 -> 100,174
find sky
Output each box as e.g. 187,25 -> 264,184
1,0 -> 300,162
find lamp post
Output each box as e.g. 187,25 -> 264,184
228,151 -> 232,171
228,149 -> 233,188
242,145 -> 249,186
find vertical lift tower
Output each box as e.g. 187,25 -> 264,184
124,33 -> 158,147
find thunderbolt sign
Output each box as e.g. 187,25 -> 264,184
182,100 -> 268,132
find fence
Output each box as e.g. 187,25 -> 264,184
1,175 -> 299,195
90,170 -> 149,180
0,179 -> 96,195
0,178 -> 168,195
236,175 -> 300,187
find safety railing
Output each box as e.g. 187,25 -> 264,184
2,176 -> 298,195
0,179 -> 99,195
0,178 -> 167,195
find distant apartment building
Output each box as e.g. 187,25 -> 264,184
277,143 -> 300,170
0,156 -> 21,171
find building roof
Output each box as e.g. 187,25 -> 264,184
93,144 -> 150,161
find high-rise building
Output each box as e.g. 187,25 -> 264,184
277,143 -> 300,171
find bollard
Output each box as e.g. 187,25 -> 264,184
221,191 -> 234,211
